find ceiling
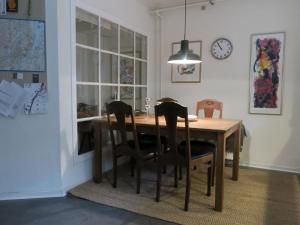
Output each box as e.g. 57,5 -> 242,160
139,0 -> 210,11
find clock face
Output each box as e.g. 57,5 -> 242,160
211,38 -> 233,60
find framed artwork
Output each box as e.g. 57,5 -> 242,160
249,32 -> 285,115
6,0 -> 17,12
171,40 -> 202,83
0,18 -> 46,72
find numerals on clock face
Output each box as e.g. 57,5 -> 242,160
211,38 -> 233,60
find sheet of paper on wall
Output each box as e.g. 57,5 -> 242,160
24,83 -> 48,115
0,80 -> 26,118
0,0 -> 6,15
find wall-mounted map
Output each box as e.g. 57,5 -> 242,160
0,18 -> 46,72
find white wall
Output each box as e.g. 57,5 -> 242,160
0,0 -> 63,200
57,0 -> 157,191
159,0 -> 300,173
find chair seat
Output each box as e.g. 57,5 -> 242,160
128,136 -> 157,151
179,141 -> 214,160
189,140 -> 215,151
138,133 -> 167,145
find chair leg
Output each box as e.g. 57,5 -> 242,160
162,145 -> 167,174
163,165 -> 167,174
207,163 -> 212,196
179,166 -> 183,180
136,164 -> 141,194
113,156 -> 117,188
212,152 -> 216,186
130,157 -> 135,177
174,165 -> 178,188
184,167 -> 191,211
156,165 -> 162,202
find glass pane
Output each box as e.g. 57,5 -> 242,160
101,18 -> 118,53
135,33 -> 147,59
120,57 -> 134,84
77,85 -> 99,118
76,46 -> 99,82
120,86 -> 134,107
120,26 -> 134,56
76,8 -> 99,48
101,85 -> 118,115
77,121 -> 94,155
135,87 -> 147,112
101,53 -> 118,83
135,60 -> 147,85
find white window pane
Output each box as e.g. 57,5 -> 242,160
120,86 -> 134,107
101,86 -> 118,115
120,57 -> 134,84
135,60 -> 147,85
77,85 -> 99,118
101,18 -> 118,53
136,33 -> 147,59
76,46 -> 99,82
120,26 -> 134,56
101,53 -> 118,83
76,8 -> 99,48
135,87 -> 147,112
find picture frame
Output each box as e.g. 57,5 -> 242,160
249,32 -> 285,115
6,0 -> 17,12
0,18 -> 46,72
171,40 -> 202,83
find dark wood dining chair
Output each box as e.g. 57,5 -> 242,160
106,101 -> 157,194
155,102 -> 214,211
138,97 -> 178,168
157,97 -> 178,104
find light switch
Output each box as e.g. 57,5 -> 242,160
17,72 -> 23,79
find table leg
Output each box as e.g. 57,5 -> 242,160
93,121 -> 102,183
215,133 -> 225,212
232,123 -> 241,181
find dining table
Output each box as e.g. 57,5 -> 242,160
92,115 -> 242,212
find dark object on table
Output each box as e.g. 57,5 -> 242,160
106,101 -> 157,194
77,103 -> 98,118
155,102 -> 214,211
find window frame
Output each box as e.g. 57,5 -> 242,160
71,2 -> 149,163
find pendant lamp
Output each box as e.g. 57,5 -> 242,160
168,0 -> 202,65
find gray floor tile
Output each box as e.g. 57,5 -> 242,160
0,196 -> 176,225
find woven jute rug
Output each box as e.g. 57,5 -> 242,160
70,164 -> 300,225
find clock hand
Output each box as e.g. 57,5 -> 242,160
217,41 -> 223,50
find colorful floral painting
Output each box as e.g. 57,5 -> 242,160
249,32 -> 285,114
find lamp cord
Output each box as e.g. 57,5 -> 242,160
184,0 -> 186,40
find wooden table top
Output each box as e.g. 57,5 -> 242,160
98,115 -> 241,133
134,116 -> 241,132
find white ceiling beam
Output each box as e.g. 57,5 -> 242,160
151,0 -> 225,13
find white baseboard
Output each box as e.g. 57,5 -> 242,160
240,162 -> 300,175
0,189 -> 66,201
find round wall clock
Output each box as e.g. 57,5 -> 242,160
211,38 -> 233,60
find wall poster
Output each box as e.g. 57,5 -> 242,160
249,32 -> 285,115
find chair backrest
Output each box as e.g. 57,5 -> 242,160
106,101 -> 139,151
196,99 -> 223,119
157,97 -> 178,104
155,102 -> 191,164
